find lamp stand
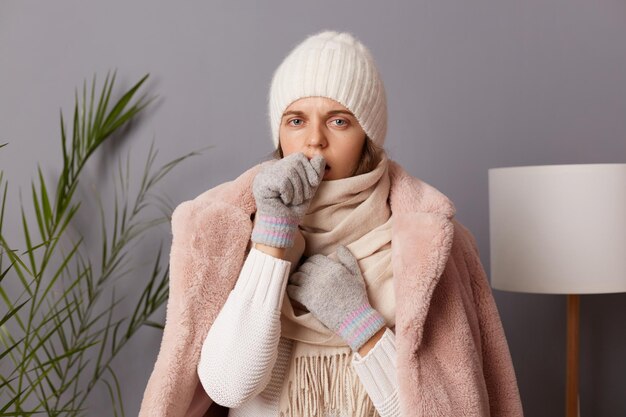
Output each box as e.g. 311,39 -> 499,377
566,294 -> 580,417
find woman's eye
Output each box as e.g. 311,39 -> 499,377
331,119 -> 347,127
288,118 -> 303,126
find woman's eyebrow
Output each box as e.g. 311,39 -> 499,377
327,110 -> 355,117
281,109 -> 355,119
281,110 -> 305,119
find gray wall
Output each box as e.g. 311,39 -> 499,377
2,1 -> 625,416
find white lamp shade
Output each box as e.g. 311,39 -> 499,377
488,163 -> 626,294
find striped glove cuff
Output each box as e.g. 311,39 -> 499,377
336,302 -> 386,352
251,213 -> 299,248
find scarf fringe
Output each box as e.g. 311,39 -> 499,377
279,353 -> 379,417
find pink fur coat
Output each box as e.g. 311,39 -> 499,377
138,158 -> 524,417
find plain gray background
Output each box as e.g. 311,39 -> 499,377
2,1 -> 626,416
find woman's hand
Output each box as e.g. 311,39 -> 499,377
286,245 -> 386,352
251,152 -> 326,248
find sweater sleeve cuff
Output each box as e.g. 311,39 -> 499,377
232,246 -> 292,311
351,327 -> 397,406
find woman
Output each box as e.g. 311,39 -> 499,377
139,30 -> 524,417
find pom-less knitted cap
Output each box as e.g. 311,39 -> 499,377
268,30 -> 388,148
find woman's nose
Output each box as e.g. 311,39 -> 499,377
306,124 -> 327,148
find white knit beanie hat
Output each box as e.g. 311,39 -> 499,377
268,30 -> 388,149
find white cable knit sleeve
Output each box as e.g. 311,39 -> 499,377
351,327 -> 401,417
197,246 -> 291,408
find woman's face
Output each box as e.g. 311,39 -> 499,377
279,96 -> 366,181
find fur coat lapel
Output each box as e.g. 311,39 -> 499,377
387,159 -> 456,350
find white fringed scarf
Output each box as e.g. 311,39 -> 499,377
278,152 -> 396,417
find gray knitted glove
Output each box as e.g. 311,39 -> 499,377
251,152 -> 326,248
286,245 -> 386,352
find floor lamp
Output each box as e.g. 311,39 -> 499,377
488,163 -> 626,417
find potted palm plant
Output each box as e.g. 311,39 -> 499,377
0,72 -> 208,416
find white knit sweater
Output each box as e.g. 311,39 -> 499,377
197,247 -> 401,417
